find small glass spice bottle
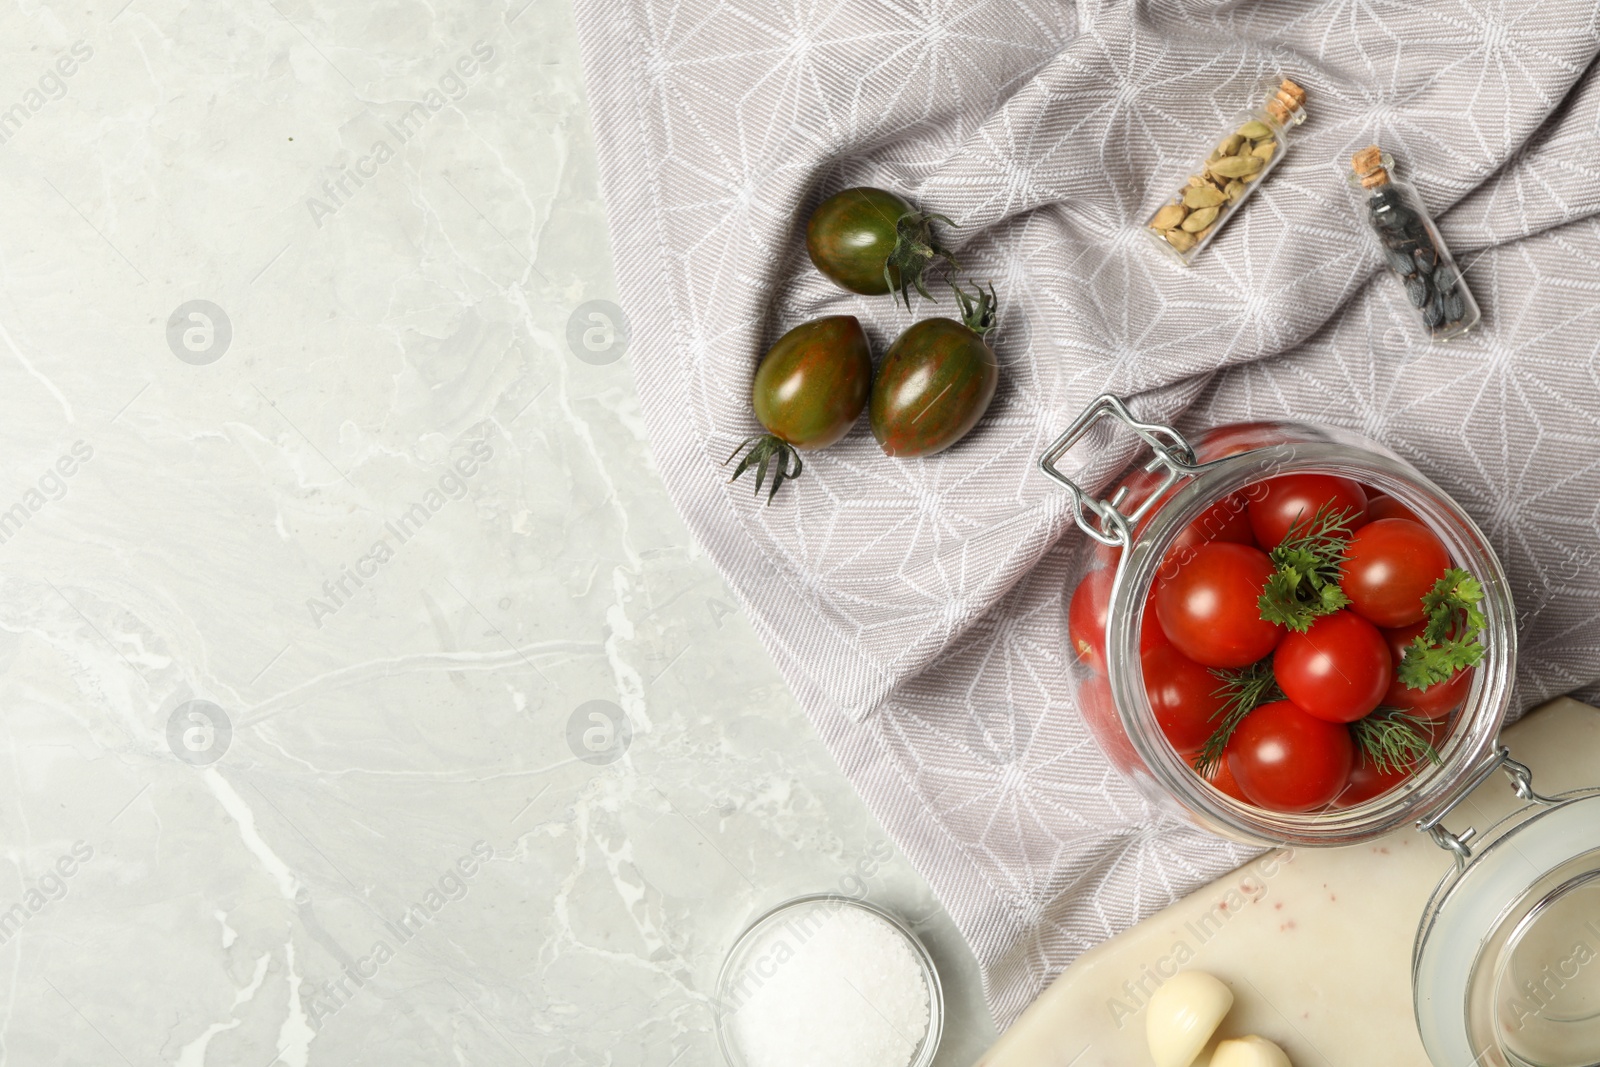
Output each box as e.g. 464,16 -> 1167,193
1350,145 -> 1480,341
1143,78 -> 1308,265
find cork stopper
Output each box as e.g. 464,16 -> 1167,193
1265,78 -> 1307,124
1351,144 -> 1390,188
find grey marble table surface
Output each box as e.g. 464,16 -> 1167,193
0,0 -> 994,1064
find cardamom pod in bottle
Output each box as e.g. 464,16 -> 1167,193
1142,78 -> 1308,266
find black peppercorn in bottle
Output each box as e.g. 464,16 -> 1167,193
1351,146 -> 1480,342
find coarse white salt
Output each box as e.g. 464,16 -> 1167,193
724,900 -> 931,1067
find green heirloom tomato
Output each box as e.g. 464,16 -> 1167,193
870,283 -> 999,458
805,187 -> 955,307
726,315 -> 872,501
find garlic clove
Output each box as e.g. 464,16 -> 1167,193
1145,971 -> 1234,1067
1210,1034 -> 1293,1067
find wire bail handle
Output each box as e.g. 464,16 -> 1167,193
1038,395 -> 1200,547
1417,747 -> 1560,870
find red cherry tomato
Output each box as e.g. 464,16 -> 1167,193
1071,573 -> 1167,674
1142,643 -> 1225,755
1273,610 -> 1392,723
1333,750 -> 1412,807
1194,422 -> 1284,461
1340,518 -> 1450,628
1155,543 -> 1283,668
1205,756 -> 1250,802
1247,473 -> 1368,550
1226,700 -> 1354,812
1381,621 -> 1473,719
1139,593 -> 1171,656
1164,492 -> 1255,558
1068,568 -> 1114,674
1333,714 -> 1453,807
1196,494 -> 1256,545
1363,493 -> 1421,525
1077,672 -> 1143,775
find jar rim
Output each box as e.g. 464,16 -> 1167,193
1101,428 -> 1517,847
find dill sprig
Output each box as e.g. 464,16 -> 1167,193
1193,659 -> 1283,777
1350,707 -> 1442,774
1397,568 -> 1487,688
1256,503 -> 1359,632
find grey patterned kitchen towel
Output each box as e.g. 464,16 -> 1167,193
574,0 -> 1600,1027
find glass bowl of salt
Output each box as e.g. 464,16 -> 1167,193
714,893 -> 944,1067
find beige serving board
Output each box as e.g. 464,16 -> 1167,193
977,698 -> 1600,1067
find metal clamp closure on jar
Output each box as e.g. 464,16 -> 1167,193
1416,747 -> 1560,869
1038,395 -> 1200,547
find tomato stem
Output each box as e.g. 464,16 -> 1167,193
950,280 -> 998,336
885,212 -> 958,310
724,434 -> 803,504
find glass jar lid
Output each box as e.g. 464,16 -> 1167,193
1414,758 -> 1600,1067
